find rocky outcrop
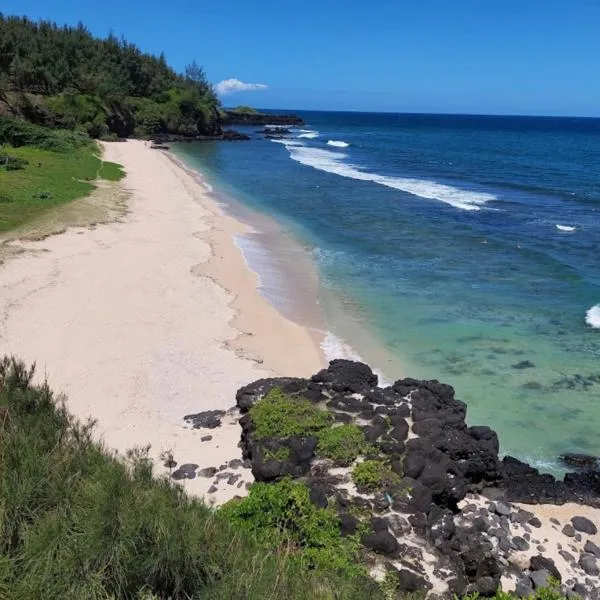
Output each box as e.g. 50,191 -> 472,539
229,359 -> 600,598
221,110 -> 304,126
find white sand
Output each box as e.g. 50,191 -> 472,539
0,140 -> 325,504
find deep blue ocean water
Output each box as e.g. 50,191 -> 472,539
173,111 -> 600,472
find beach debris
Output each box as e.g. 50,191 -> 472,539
200,435 -> 213,442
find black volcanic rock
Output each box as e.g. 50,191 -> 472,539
227,359 -> 600,596
312,359 -> 378,393
571,516 -> 598,535
361,530 -> 399,555
183,410 -> 225,429
560,453 -> 600,471
222,110 -> 304,126
222,129 -> 250,140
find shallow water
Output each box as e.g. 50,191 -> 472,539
172,111 -> 600,474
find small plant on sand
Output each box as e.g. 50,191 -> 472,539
352,459 -> 402,493
316,424 -> 373,465
249,388 -> 333,439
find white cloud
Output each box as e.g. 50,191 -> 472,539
215,78 -> 268,95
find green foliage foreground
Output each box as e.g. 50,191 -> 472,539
0,361 -> 571,599
0,357 -> 379,600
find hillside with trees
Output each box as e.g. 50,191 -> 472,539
0,14 -> 221,139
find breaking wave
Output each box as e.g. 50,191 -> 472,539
271,139 -> 495,211
327,140 -> 350,148
585,304 -> 600,329
298,131 -> 319,139
556,224 -> 577,232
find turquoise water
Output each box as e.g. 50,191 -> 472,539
173,112 -> 600,472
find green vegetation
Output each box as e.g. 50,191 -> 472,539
221,479 -> 368,578
249,387 -> 333,439
0,114 -> 90,152
99,160 -> 126,181
0,118 -> 124,232
351,459 -> 402,493
461,582 -> 567,600
263,446 -> 291,462
0,151 -> 27,171
317,424 -> 373,465
231,105 -> 259,114
0,357 -> 380,599
0,15 -> 220,138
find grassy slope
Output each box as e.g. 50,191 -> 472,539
0,358 -> 379,600
0,145 -> 125,233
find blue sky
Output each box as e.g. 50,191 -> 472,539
4,0 -> 600,116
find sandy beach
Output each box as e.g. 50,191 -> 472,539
0,139 -> 325,503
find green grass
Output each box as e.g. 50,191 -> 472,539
351,460 -> 402,493
317,424 -> 373,466
0,145 -> 124,232
98,160 -> 126,181
249,388 -> 333,440
0,357 -> 380,600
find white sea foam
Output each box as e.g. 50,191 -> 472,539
321,331 -> 392,386
585,304 -> 600,329
271,140 -> 495,211
298,132 -> 319,139
327,140 -> 350,148
270,138 -> 303,147
556,224 -> 576,232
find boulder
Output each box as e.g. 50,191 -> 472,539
183,410 -> 225,429
530,555 -> 562,582
312,359 -> 378,393
530,569 -> 550,590
560,453 -> 600,471
396,569 -> 432,593
584,540 -> 600,557
571,516 -> 598,535
361,530 -> 399,556
579,555 -> 599,576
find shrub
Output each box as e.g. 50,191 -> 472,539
351,460 -> 402,493
0,152 -> 28,170
220,479 -> 366,577
317,424 -> 372,465
249,388 -> 333,439
0,115 -> 91,152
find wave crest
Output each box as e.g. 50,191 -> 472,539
327,140 -> 350,148
585,304 -> 600,329
272,140 -> 495,211
556,224 -> 576,232
298,131 -> 319,139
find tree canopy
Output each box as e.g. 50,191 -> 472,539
0,14 -> 221,138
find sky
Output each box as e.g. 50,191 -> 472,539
3,0 -> 600,117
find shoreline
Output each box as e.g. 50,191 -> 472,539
0,139 -> 325,503
168,142 -> 405,387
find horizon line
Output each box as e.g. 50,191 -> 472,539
248,107 -> 600,120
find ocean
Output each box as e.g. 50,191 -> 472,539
172,111 -> 600,474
